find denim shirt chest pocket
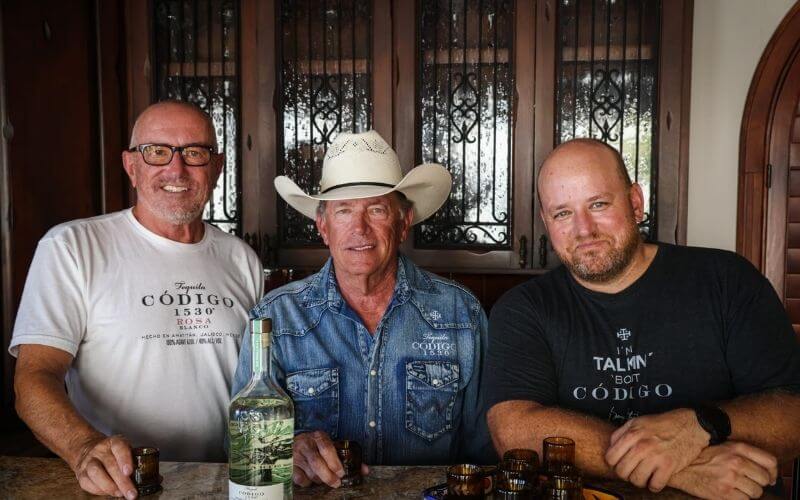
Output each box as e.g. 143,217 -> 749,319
286,367 -> 339,437
405,360 -> 460,441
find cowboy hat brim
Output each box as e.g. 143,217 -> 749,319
275,163 -> 451,225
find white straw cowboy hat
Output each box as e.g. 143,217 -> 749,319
274,130 -> 451,225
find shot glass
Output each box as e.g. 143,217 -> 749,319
446,463 -> 485,499
541,463 -> 582,500
334,440 -> 363,487
501,448 -> 539,483
498,459 -> 536,485
542,437 -> 575,473
502,448 -> 539,467
493,477 -> 534,500
130,446 -> 161,496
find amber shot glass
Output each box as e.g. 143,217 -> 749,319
130,446 -> 161,496
502,448 -> 539,467
446,463 -> 486,499
493,476 -> 534,500
501,448 -> 539,484
542,437 -> 575,472
541,463 -> 582,500
334,440 -> 363,487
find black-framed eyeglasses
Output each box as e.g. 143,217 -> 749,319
128,143 -> 217,167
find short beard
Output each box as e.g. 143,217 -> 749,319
145,174 -> 207,225
140,189 -> 207,226
560,222 -> 642,283
153,203 -> 205,225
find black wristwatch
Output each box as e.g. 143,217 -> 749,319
691,404 -> 731,445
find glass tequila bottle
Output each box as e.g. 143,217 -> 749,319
229,318 -> 294,499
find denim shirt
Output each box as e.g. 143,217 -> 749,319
232,255 -> 495,465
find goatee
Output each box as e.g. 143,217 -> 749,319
561,222 -> 642,283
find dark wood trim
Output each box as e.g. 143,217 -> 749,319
532,0 -> 555,268
656,0 -> 692,245
513,0 -> 537,269
94,0 -> 128,214
93,0 -> 108,214
124,0 -> 151,126
260,0 -> 277,246
123,0 -> 151,206
393,0 -> 415,260
393,0 -> 415,171
0,1 -> 14,420
737,1 -> 800,272
372,0 -> 392,142
240,0 -> 276,267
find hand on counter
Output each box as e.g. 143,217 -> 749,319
667,441 -> 778,500
292,431 -> 369,488
72,434 -> 137,499
605,408 -> 709,492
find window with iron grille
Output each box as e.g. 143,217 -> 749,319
140,0 -> 688,269
416,0 -> 515,250
556,0 -> 661,239
277,0 -> 373,247
152,0 -> 242,235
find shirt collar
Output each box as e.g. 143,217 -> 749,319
301,254 -> 438,311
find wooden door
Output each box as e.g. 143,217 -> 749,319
0,0 -> 128,422
737,3 -> 800,495
765,52 -> 800,338
738,1 -> 800,332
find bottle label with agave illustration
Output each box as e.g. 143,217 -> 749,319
229,415 -> 294,499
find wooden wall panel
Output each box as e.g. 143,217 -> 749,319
0,0 -> 127,424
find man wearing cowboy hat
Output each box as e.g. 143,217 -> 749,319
232,130 -> 495,487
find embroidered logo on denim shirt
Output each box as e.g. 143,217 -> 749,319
411,332 -> 455,356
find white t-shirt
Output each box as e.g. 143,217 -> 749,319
10,209 -> 264,461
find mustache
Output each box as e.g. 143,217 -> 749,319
569,235 -> 610,253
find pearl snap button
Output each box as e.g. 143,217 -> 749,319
369,421 -> 376,428
307,387 -> 315,395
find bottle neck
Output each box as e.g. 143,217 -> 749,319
250,331 -> 272,379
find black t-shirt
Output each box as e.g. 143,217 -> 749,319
485,243 -> 800,425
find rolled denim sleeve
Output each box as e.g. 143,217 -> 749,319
457,302 -> 498,464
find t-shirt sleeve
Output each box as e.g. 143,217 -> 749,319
246,247 -> 265,306
9,237 -> 86,357
724,257 -> 800,395
484,284 -> 558,410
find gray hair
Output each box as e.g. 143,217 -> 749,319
316,191 -> 414,219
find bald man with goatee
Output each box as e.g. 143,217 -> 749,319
484,138 -> 800,499
11,101 -> 263,498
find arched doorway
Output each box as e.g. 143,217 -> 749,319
738,1 -> 800,319
737,3 -> 800,497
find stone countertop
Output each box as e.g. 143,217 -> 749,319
0,455 -> 738,499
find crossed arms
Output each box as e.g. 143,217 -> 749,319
488,391 -> 800,499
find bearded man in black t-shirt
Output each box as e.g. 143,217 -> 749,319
485,138 -> 800,500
